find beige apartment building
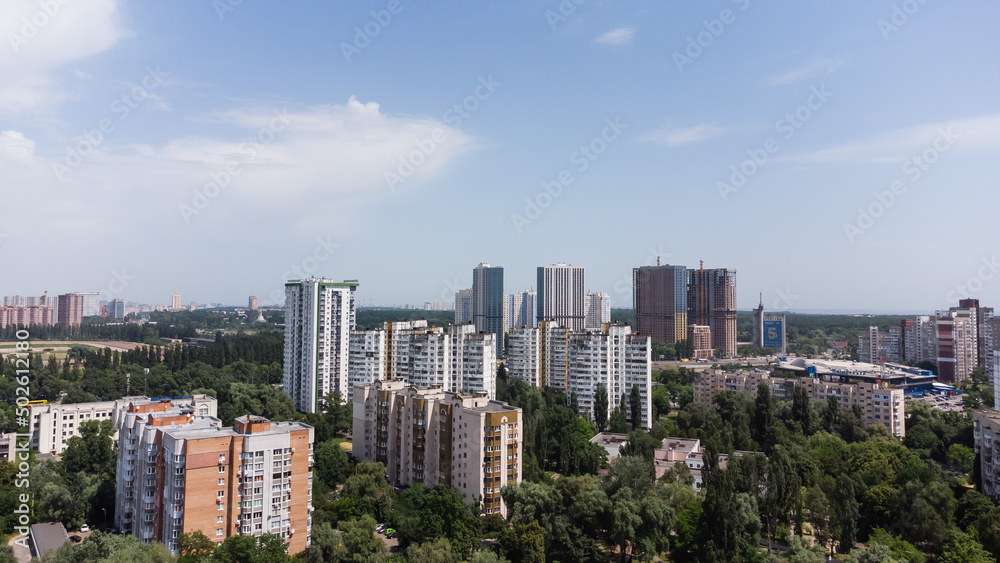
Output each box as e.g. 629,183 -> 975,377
114,398 -> 313,556
974,409 -> 1000,501
352,380 -> 522,517
694,370 -> 905,438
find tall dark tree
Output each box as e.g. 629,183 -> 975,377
594,384 -> 609,432
629,385 -> 643,430
752,383 -> 772,445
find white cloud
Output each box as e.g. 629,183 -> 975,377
0,0 -> 125,114
787,114 -> 1000,164
640,123 -> 731,147
0,130 -> 36,161
765,57 -> 846,87
1,96 -> 476,240
594,27 -> 634,46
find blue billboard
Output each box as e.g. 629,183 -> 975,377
763,320 -> 783,349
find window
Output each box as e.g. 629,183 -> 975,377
218,478 -> 225,486
217,491 -> 225,498
219,454 -> 226,463
216,529 -> 223,536
218,466 -> 225,473
217,516 -> 224,523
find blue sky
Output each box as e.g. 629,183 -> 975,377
2,0 -> 999,312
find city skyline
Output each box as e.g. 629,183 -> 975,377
3,3 -> 999,312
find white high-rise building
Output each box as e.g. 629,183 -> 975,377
283,278 -> 359,413
507,322 -> 652,429
454,289 -> 473,325
77,292 -> 101,317
537,263 -> 586,330
348,329 -> 387,391
584,292 -> 611,329
347,322 -> 497,399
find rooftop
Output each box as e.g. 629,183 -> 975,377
30,522 -> 69,558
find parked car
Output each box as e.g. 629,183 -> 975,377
69,535 -> 83,543
385,528 -> 396,538
79,525 -> 90,533
376,524 -> 387,533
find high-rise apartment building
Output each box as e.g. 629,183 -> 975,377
248,296 -> 259,310
960,299 -> 995,374
109,298 -> 126,319
518,291 -> 538,329
506,293 -> 522,331
506,323 -> 652,429
936,307 -> 978,383
352,379 -> 522,516
114,402 -> 313,555
633,264 -> 688,344
584,292 -> 611,329
347,323 -> 497,399
973,409 -> 1000,500
472,264 -> 504,358
283,278 -> 358,413
77,292 -> 101,317
0,306 -> 55,328
171,293 -> 182,310
687,266 -> 737,358
57,293 -> 84,327
536,263 -> 586,330
454,289 -> 473,325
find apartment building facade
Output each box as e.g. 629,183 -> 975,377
27,395 -> 217,455
347,322 -> 497,399
536,263 -> 586,330
506,322 -> 652,429
584,292 -> 611,329
283,278 -> 359,413
472,263 -> 504,358
114,401 -> 314,556
687,267 -> 737,358
633,264 -> 688,344
57,293 -> 84,327
0,305 -> 55,328
974,409 -> 1000,501
352,380 -> 521,516
693,370 -> 905,437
